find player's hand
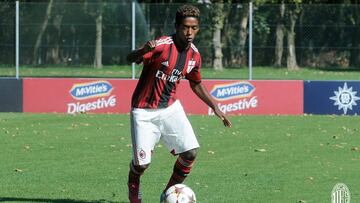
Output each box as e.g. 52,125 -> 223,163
214,108 -> 232,128
143,40 -> 156,53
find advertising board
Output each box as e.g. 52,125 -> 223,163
23,78 -> 303,115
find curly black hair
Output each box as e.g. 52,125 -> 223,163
175,5 -> 200,25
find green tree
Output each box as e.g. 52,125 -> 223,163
84,0 -> 104,69
285,2 -> 301,70
46,1 -> 65,65
350,0 -> 360,67
223,2 -> 249,67
211,1 -> 227,70
33,0 -> 53,65
0,1 -> 15,65
274,1 -> 285,67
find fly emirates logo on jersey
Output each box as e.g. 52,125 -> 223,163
67,81 -> 116,114
155,68 -> 183,83
209,82 -> 258,115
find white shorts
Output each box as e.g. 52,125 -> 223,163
130,100 -> 200,166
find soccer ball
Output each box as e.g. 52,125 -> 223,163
164,184 -> 196,203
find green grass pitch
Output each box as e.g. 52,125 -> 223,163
0,113 -> 359,203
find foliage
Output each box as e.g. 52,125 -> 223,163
2,65 -> 360,80
0,1 -> 360,68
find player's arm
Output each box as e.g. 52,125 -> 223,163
189,81 -> 232,128
126,40 -> 156,63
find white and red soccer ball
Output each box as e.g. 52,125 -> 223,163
164,184 -> 196,203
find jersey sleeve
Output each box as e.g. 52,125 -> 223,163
186,56 -> 202,83
142,38 -> 166,64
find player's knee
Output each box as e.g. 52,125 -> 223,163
180,148 -> 198,161
134,163 -> 150,173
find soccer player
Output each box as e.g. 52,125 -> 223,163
126,5 -> 232,203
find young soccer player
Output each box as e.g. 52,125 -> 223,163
126,5 -> 232,203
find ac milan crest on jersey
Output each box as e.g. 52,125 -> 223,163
187,59 -> 196,73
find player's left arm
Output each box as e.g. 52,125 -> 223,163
189,81 -> 232,128
126,40 -> 156,63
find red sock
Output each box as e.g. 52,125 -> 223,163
128,161 -> 142,185
128,161 -> 143,202
164,156 -> 195,192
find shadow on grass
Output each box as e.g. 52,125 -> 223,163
0,197 -> 126,203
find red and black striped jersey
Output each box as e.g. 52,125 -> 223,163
131,35 -> 202,109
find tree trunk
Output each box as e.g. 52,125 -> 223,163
237,6 -> 249,66
70,25 -> 80,65
51,14 -> 63,64
286,9 -> 299,70
33,0 -> 53,65
94,10 -> 103,69
211,2 -> 225,70
84,0 -> 103,68
298,5 -> 305,67
350,27 -> 360,67
274,2 -> 285,67
162,0 -> 172,34
213,28 -> 223,70
48,14 -> 63,64
350,4 -> 360,67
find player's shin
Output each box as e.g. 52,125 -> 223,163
128,161 -> 146,203
164,156 -> 195,192
128,161 -> 144,184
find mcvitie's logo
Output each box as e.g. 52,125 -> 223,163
209,82 -> 257,114
67,81 -> 116,114
210,82 -> 255,101
70,81 -> 113,100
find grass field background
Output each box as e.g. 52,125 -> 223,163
2,65 -> 360,80
1,113 -> 359,203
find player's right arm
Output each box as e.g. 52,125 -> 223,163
126,40 -> 156,63
189,81 -> 232,128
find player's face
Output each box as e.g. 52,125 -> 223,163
176,17 -> 199,47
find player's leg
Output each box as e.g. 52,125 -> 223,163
160,101 -> 200,193
128,109 -> 161,203
160,148 -> 198,203
128,162 -> 149,203
164,148 -> 198,191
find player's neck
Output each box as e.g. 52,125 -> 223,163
173,35 -> 190,52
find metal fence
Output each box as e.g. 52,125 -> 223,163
0,2 -> 359,78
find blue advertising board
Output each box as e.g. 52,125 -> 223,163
304,81 -> 360,115
0,78 -> 23,112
